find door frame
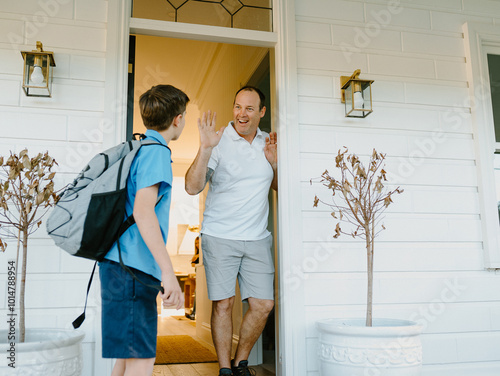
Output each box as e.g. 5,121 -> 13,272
101,1 -> 304,375
463,22 -> 500,269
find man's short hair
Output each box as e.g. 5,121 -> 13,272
234,86 -> 266,110
139,85 -> 190,131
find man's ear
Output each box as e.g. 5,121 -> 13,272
260,106 -> 266,118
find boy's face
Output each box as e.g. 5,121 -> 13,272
172,111 -> 187,140
232,90 -> 265,139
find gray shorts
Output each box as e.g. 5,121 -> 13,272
201,234 -> 274,301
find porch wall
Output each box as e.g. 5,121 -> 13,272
295,0 -> 500,375
0,1 -> 109,375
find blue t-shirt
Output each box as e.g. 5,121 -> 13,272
104,129 -> 173,281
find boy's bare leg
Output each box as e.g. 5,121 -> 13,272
111,358 -> 155,376
111,359 -> 125,376
124,358 -> 155,376
211,296 -> 235,369
234,297 -> 274,365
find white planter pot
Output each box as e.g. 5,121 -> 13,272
316,318 -> 422,376
0,328 -> 85,375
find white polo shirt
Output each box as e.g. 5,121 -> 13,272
201,122 -> 274,240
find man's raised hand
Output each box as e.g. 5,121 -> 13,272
199,111 -> 225,149
264,131 -> 277,169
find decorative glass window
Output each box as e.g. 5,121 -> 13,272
132,0 -> 273,32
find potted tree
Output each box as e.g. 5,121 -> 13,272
0,149 -> 84,375
312,148 -> 422,376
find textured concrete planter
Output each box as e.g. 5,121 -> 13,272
316,318 -> 422,376
0,329 -> 85,375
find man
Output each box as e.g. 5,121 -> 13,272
185,86 -> 277,376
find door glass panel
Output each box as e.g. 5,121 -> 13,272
489,53 -> 500,220
488,54 -> 500,143
133,0 -> 175,22
132,0 -> 273,32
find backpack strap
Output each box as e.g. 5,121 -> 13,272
115,194 -> 165,294
72,261 -> 97,329
117,239 -> 165,294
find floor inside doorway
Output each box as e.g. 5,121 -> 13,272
153,316 -> 275,375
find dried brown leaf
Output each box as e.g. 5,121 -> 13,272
313,196 -> 319,207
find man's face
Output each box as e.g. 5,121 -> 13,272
232,90 -> 266,140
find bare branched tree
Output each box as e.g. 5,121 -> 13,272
0,150 -> 59,342
312,148 -> 403,326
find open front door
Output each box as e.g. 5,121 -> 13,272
127,33 -> 275,371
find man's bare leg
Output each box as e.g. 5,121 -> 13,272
234,297 -> 274,365
212,296 -> 236,369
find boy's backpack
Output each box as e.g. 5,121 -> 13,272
46,134 -> 166,328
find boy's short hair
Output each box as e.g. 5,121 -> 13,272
139,85 -> 190,131
234,86 -> 265,110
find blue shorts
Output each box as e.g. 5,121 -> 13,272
99,259 -> 160,359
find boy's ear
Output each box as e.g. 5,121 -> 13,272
173,113 -> 183,127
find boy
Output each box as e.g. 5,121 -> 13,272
99,85 -> 188,376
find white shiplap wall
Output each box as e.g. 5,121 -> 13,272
295,0 -> 500,375
0,1 -> 109,375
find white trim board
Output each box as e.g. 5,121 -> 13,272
130,18 -> 278,47
463,22 -> 500,269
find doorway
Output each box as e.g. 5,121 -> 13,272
126,34 -> 276,375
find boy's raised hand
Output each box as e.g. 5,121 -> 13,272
199,111 -> 225,149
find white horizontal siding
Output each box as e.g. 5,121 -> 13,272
0,2 -> 109,375
295,0 -> 365,23
0,0 -> 75,19
304,271 -> 500,305
299,127 -> 475,159
398,0 -> 462,12
366,3 -> 431,30
304,184 -> 480,214
301,155 -> 478,186
430,11 -> 493,32
300,242 -> 484,272
295,1 -> 500,375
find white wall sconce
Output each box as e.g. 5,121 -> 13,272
21,41 -> 56,97
340,69 -> 374,118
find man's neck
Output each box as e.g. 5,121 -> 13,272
232,123 -> 257,143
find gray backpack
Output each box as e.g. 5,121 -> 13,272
47,135 -> 166,328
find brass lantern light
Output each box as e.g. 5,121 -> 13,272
341,69 -> 374,118
21,41 -> 56,97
